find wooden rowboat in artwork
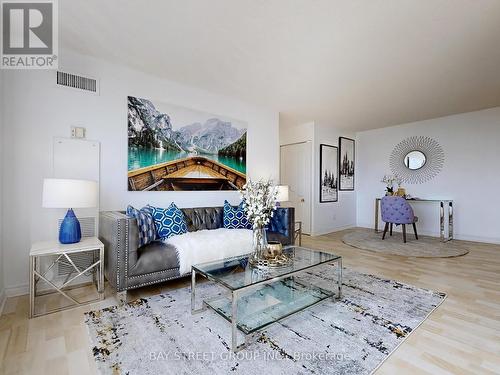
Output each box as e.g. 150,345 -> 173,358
128,156 -> 246,191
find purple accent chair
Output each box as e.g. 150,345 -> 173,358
381,196 -> 418,243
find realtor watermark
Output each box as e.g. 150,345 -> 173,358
1,0 -> 58,69
149,350 -> 350,362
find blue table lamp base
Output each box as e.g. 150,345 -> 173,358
59,208 -> 82,244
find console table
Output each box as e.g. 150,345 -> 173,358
374,198 -> 454,242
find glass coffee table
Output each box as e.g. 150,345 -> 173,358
191,246 -> 342,352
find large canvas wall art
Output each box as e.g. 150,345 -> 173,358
320,144 -> 338,203
127,96 -> 247,191
339,136 -> 355,191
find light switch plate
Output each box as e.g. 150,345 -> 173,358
71,126 -> 86,138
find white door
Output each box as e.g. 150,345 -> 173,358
280,142 -> 312,234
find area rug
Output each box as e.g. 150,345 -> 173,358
85,266 -> 446,375
342,229 -> 469,258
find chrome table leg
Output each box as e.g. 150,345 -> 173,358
440,201 -> 445,242
232,291 -> 238,352
337,258 -> 343,299
29,256 -> 35,318
191,268 -> 196,313
99,246 -> 104,298
448,202 -> 454,241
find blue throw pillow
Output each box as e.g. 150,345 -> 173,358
147,203 -> 188,239
223,200 -> 251,229
126,205 -> 156,247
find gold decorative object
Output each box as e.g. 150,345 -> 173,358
249,241 -> 293,269
396,188 -> 406,197
248,252 -> 293,269
264,241 -> 283,258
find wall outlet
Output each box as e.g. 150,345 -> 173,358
71,126 -> 86,138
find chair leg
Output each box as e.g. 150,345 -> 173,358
382,222 -> 389,240
413,222 -> 418,240
402,224 -> 407,243
390,223 -> 393,236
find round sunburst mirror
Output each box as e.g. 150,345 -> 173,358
390,136 -> 444,184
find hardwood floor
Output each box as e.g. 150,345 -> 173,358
1,228 -> 499,374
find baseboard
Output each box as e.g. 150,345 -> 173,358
4,272 -> 96,300
311,224 -> 356,237
0,288 -> 6,316
451,234 -> 500,245
356,223 -> 500,245
5,283 -> 28,298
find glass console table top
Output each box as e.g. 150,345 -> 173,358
193,246 -> 341,292
375,198 -> 453,202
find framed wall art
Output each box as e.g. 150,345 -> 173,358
320,144 -> 338,203
339,136 -> 355,191
127,96 -> 247,191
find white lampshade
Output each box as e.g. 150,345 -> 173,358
42,178 -> 98,208
276,185 -> 290,202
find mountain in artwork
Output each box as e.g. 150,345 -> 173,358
128,96 -> 245,155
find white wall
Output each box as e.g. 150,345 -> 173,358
356,107 -> 500,243
279,122 -> 314,145
313,124 -> 356,236
279,122 -> 357,236
2,50 -> 279,294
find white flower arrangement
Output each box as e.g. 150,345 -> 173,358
240,179 -> 278,229
381,174 -> 403,193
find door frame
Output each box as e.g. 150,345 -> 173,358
279,140 -> 313,235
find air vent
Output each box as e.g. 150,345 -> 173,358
56,71 -> 99,94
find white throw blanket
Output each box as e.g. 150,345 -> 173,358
162,228 -> 253,275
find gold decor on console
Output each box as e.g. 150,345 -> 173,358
396,188 -> 406,197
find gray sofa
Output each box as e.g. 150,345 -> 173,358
99,206 -> 295,299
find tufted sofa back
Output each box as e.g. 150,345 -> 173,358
181,206 -> 293,236
120,206 -> 294,245
182,207 -> 224,231
381,196 -> 415,224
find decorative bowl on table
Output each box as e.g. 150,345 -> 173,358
265,241 -> 283,258
249,241 -> 293,269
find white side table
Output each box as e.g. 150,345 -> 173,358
29,237 -> 104,318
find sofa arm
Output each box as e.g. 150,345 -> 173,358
267,207 -> 295,246
99,211 -> 139,292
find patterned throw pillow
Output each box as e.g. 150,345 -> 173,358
223,200 -> 251,229
126,205 -> 156,247
147,203 -> 188,239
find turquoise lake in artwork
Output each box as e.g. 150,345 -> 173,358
128,147 -> 246,174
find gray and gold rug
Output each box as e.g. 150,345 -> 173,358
85,266 -> 445,374
343,229 -> 469,258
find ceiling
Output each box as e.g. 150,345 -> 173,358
60,0 -> 500,131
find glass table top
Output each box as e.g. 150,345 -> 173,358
192,246 -> 341,292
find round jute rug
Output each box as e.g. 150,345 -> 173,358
342,229 -> 469,258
